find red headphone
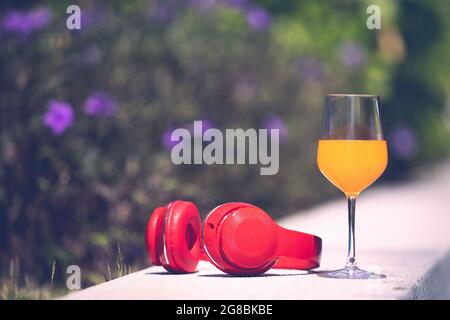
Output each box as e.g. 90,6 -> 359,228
146,200 -> 322,276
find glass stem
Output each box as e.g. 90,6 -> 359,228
346,196 -> 357,269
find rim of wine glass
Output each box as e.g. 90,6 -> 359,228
326,93 -> 379,98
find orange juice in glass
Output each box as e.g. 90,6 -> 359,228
316,94 -> 388,279
317,140 -> 388,197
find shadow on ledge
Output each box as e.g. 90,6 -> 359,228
408,250 -> 450,299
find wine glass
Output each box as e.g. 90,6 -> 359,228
317,94 -> 388,279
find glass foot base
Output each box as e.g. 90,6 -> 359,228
318,266 -> 386,279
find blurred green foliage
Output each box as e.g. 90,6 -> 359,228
0,0 -> 449,292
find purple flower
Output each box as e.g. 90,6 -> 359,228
296,56 -> 324,83
84,91 -> 117,117
2,7 -> 51,36
263,116 -> 288,143
3,11 -> 32,35
246,7 -> 271,31
390,125 -> 418,159
43,100 -> 74,135
339,41 -> 366,68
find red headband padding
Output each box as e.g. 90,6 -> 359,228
274,227 -> 322,269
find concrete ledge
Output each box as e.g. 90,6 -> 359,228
64,163 -> 450,300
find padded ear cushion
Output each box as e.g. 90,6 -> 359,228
146,206 -> 167,266
163,201 -> 201,273
203,202 -> 276,276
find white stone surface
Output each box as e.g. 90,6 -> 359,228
64,162 -> 450,300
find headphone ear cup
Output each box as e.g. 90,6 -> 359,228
163,201 -> 201,273
219,205 -> 278,270
146,207 -> 167,266
202,203 -> 249,274
203,202 -> 275,275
